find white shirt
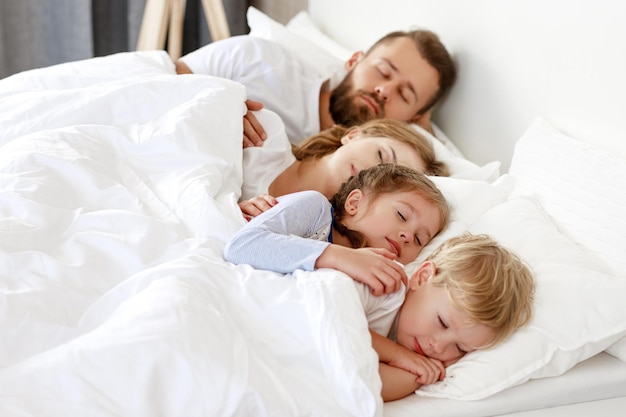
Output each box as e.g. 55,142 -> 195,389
241,109 -> 295,201
180,35 -> 327,144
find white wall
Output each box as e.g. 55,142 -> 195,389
251,0 -> 307,24
309,0 -> 626,171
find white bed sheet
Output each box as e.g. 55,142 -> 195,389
385,352 -> 626,417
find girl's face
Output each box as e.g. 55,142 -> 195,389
396,262 -> 496,365
324,134 -> 427,194
342,189 -> 441,264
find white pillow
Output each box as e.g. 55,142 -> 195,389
285,11 -> 353,61
405,174 -> 515,276
509,117 -> 626,364
416,196 -> 626,400
246,7 -> 344,78
510,117 -> 626,279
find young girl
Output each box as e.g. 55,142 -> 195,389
225,163 -> 450,296
239,113 -> 448,219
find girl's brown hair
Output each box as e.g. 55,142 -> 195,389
330,163 -> 450,249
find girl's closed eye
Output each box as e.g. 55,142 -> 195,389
414,234 -> 422,246
397,211 -> 406,221
456,344 -> 468,354
438,315 -> 448,329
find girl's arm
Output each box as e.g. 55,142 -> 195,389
226,190 -> 406,295
224,190 -> 332,273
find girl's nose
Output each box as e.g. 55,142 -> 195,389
400,231 -> 413,243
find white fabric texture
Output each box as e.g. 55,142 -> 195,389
179,34 -> 325,145
414,120 -> 626,400
0,51 -> 384,417
241,108 -> 295,200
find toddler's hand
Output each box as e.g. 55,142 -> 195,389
390,348 -> 445,385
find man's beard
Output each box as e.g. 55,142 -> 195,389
329,73 -> 385,127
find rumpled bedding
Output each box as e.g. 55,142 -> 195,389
0,51 -> 382,417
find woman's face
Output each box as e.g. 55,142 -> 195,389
324,134 -> 427,193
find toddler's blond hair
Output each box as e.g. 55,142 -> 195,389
426,233 -> 535,347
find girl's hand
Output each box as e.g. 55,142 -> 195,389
389,347 -> 446,385
238,194 -> 278,221
317,246 -> 407,295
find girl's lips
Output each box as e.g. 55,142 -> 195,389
386,238 -> 400,257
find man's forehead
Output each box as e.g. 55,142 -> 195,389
368,37 -> 418,59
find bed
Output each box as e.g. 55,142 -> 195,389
1,1 -> 625,416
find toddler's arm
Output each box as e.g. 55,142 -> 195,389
371,330 -> 445,400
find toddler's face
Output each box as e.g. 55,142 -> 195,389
395,262 -> 496,364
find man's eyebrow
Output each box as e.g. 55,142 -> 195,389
382,57 -> 418,100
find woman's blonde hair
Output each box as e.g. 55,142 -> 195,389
293,119 -> 449,176
427,233 -> 535,347
331,163 -> 450,249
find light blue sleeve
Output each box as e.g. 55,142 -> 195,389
223,190 -> 333,273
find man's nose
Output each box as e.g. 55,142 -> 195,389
375,84 -> 392,101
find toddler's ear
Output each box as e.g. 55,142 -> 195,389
409,260 -> 435,289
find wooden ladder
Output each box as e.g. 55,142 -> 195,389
136,0 -> 231,60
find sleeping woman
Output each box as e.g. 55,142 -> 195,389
240,109 -> 448,219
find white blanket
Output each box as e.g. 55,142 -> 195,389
0,51 -> 382,416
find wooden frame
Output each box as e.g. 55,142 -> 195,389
136,0 -> 231,60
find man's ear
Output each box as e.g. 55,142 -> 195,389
344,189 -> 363,214
345,51 -> 364,71
409,260 -> 436,290
409,110 -> 434,135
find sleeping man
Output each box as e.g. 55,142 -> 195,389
175,29 -> 456,147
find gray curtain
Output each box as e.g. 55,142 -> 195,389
0,0 -> 249,79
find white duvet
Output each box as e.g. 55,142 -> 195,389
0,51 -> 382,416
